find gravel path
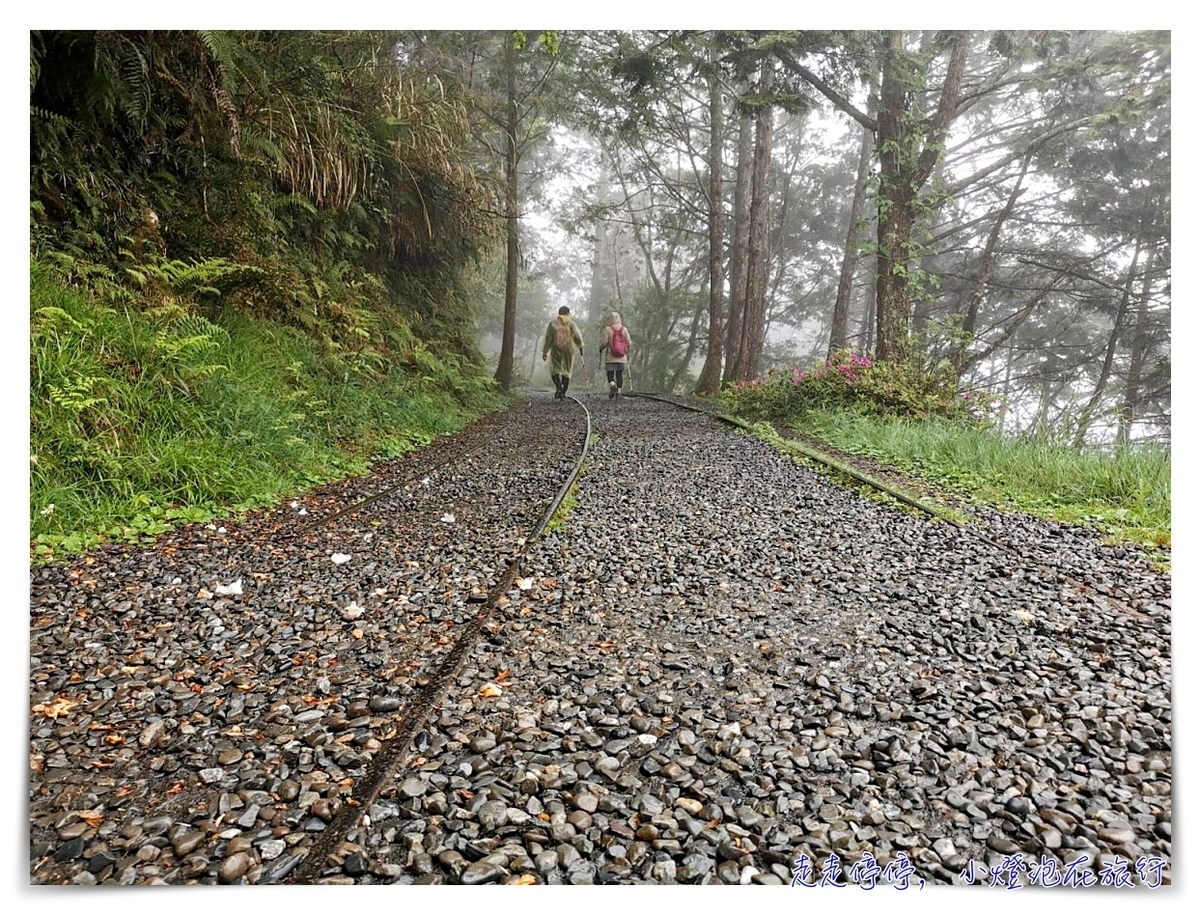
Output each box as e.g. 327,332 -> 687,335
28,394 -> 1171,887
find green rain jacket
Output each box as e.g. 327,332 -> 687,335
543,315 -> 584,377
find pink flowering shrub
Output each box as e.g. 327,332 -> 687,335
723,350 -> 993,423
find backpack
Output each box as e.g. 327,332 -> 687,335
553,320 -> 570,352
609,325 -> 628,358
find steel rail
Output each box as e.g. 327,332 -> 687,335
627,391 -> 1149,622
276,393 -> 593,884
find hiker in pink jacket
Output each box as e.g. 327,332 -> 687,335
599,311 -> 632,399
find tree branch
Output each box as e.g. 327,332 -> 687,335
774,47 -> 877,132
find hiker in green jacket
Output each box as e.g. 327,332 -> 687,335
543,306 -> 585,399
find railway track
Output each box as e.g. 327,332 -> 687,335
29,391 -> 1169,885
628,392 -> 1155,623
275,396 -> 592,883
25,393 -> 588,882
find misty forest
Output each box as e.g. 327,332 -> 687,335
30,30 -> 1170,557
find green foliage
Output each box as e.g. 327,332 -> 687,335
30,264 -> 503,562
30,29 -> 497,355
28,30 -> 514,561
790,409 -> 1170,554
723,350 -> 993,423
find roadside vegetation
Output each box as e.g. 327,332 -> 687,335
721,351 -> 1170,559
28,30 -> 1171,564
30,263 -> 504,561
29,31 -> 508,562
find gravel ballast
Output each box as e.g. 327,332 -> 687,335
28,394 -> 1171,887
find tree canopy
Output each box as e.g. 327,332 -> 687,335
30,29 -> 1171,445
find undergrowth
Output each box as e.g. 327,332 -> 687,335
30,262 -> 506,562
789,409 -> 1170,558
720,352 -> 1169,558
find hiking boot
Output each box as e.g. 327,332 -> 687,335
609,382 -> 617,399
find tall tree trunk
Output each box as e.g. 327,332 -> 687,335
1072,236 -> 1142,448
874,30 -> 969,362
733,65 -> 774,382
722,110 -> 753,385
1117,259 -> 1155,444
874,31 -> 914,362
586,181 -> 612,328
950,152 -> 1033,374
494,34 -> 519,389
862,262 -> 877,355
828,78 -> 877,357
696,51 -> 725,395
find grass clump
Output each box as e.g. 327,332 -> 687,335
789,409 -> 1170,554
721,352 -> 1168,555
30,262 -> 506,561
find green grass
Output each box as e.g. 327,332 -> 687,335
30,262 -> 507,561
544,447 -> 594,534
787,410 -> 1171,556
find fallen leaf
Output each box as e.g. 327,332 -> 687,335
79,810 -> 104,828
516,577 -> 534,591
509,874 -> 538,885
479,683 -> 502,698
31,697 -> 78,720
496,669 -> 510,682
541,578 -> 558,589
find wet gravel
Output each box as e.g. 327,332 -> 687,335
28,394 -> 1171,886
